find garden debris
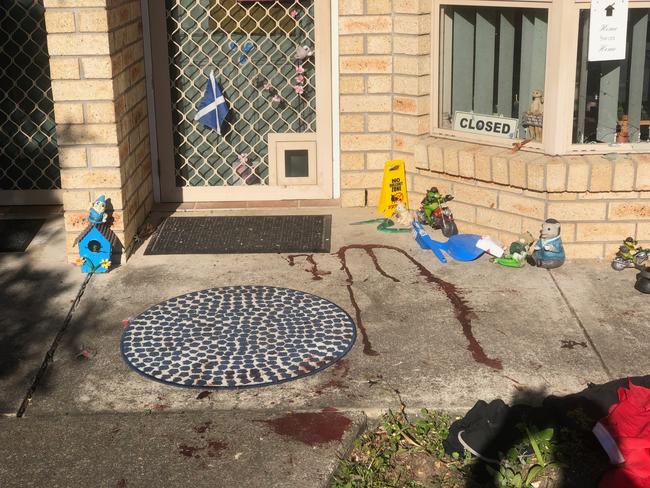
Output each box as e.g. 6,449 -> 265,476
76,346 -> 97,360
350,218 -> 410,233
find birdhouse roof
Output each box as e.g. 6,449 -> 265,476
74,223 -> 119,248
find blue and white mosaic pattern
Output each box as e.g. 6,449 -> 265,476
121,286 -> 356,389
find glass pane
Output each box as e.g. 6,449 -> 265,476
439,5 -> 548,141
573,9 -> 650,144
284,149 -> 309,177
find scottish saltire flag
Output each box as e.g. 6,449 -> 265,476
194,70 -> 229,135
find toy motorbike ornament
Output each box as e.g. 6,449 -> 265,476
416,187 -> 459,237
611,237 -> 649,271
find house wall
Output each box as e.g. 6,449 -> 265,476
337,0 -> 650,258
44,0 -> 153,263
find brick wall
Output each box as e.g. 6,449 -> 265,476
337,0 -> 649,259
45,0 -> 153,263
412,139 -> 650,258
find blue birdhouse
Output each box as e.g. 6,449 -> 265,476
75,223 -> 116,273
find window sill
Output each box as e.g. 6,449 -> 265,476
430,128 -> 545,153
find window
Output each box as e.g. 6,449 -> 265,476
439,6 -> 548,141
573,9 -> 650,144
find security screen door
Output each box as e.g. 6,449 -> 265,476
149,0 -> 332,202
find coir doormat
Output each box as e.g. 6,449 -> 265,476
0,219 -> 45,252
120,286 -> 356,389
144,215 -> 331,255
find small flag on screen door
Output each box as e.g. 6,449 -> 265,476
194,70 -> 229,135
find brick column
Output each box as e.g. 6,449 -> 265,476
338,0 -> 394,207
44,0 -> 153,263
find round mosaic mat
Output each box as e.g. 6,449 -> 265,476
120,286 -> 356,389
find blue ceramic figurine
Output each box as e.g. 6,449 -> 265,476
88,194 -> 108,225
528,218 -> 565,269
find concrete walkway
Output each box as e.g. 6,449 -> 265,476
1,207 -> 648,487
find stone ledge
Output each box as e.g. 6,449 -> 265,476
413,137 -> 650,193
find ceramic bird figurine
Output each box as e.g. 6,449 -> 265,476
294,45 -> 314,61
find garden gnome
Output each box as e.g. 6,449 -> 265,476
528,219 -> 565,269
88,194 -> 108,225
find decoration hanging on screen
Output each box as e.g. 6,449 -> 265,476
521,89 -> 544,142
194,71 -> 230,135
228,40 -> 255,64
588,0 -> 629,61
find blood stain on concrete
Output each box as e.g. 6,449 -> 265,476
193,421 -> 212,434
285,254 -> 331,281
561,340 -> 588,349
263,410 -> 352,446
334,244 -> 502,369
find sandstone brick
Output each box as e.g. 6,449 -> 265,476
394,14 -> 427,35
589,160 -> 613,192
427,144 -> 443,172
367,0 -> 392,14
457,149 -> 475,178
340,114 -> 365,132
340,134 -> 391,151
368,114 -> 392,132
45,11 -> 75,33
340,152 -> 365,170
613,160 -> 636,191
81,57 -> 113,78
340,95 -> 391,113
443,144 -> 459,176
608,201 -> 650,220
339,16 -> 392,35
367,35 -> 392,54
636,160 -> 650,191
77,9 -> 108,32
47,33 -> 110,56
393,134 -> 418,153
454,221 -> 495,237
51,80 -> 114,101
61,168 -> 122,189
59,147 -> 87,168
547,201 -> 607,221
563,243 -> 605,260
527,161 -> 545,191
57,124 -> 118,145
453,183 -> 497,209
508,157 -> 527,188
449,201 -> 476,223
491,155 -> 509,185
414,144 -> 428,168
474,150 -> 494,182
393,34 -> 429,56
498,193 -> 545,220
339,35 -> 365,55
548,192 -> 578,200
366,152 -> 391,170
367,75 -> 392,93
338,0 -> 364,15
340,56 -> 392,74
85,102 -> 116,124
413,174 -> 451,195
341,171 -> 384,189
89,146 -> 121,167
566,159 -> 590,192
394,55 -> 428,76
64,211 -> 89,232
393,96 -> 427,115
339,76 -> 365,94
62,190 -> 91,210
638,222 -> 650,241
476,208 -> 522,233
54,103 -> 84,124
576,222 -> 636,242
49,58 -> 80,80
546,162 -> 567,192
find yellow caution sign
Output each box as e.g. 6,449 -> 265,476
377,160 -> 409,217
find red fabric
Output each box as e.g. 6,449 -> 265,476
598,381 -> 650,488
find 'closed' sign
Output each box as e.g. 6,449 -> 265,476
453,111 -> 518,139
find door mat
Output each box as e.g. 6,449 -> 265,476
120,286 -> 356,389
0,219 -> 45,252
144,215 -> 331,255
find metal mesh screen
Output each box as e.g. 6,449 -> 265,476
0,0 -> 60,190
166,0 -> 316,187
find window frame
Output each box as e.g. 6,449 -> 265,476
430,0 -> 650,156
